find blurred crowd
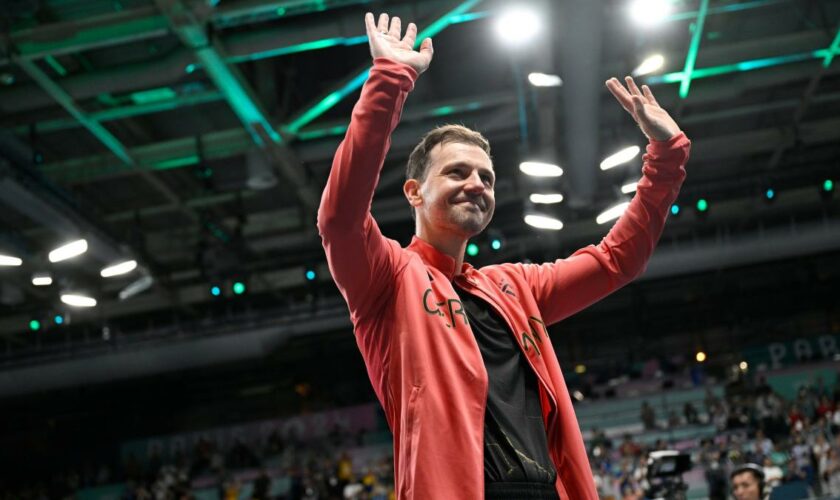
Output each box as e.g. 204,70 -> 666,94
2,425 -> 396,500
5,370 -> 839,500
587,375 -> 840,499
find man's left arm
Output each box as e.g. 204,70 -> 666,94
513,77 -> 690,325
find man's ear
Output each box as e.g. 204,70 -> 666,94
403,178 -> 423,208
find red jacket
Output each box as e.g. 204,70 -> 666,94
317,58 -> 690,499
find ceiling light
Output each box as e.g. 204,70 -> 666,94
495,7 -> 541,46
621,181 -> 638,194
524,214 -> 563,230
49,239 -> 88,263
100,260 -> 137,278
600,146 -> 641,170
632,54 -> 665,76
596,201 -> 631,224
629,0 -> 672,26
32,273 -> 52,286
61,294 -> 97,308
520,161 -> 563,177
119,275 -> 154,300
529,193 -> 564,204
528,72 -> 563,87
0,254 -> 22,266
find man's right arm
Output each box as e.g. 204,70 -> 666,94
318,13 -> 432,321
317,58 -> 417,320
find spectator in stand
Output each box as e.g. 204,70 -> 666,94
640,401 -> 657,430
758,429 -> 774,455
251,468 -> 271,500
683,402 -> 700,425
619,434 -> 642,458
821,447 -> 840,496
816,394 -> 835,420
762,455 -> 784,490
784,456 -> 808,483
667,409 -> 681,429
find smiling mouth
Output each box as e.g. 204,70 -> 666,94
456,200 -> 484,211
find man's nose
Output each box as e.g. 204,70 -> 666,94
463,171 -> 485,193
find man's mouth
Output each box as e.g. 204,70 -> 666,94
455,199 -> 484,211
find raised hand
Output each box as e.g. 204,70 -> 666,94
365,12 -> 433,75
606,76 -> 682,142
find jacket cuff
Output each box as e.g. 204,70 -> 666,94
645,132 -> 690,166
372,57 -> 419,91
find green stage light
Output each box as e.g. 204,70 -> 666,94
491,239 -> 502,251
29,319 -> 40,331
696,199 -> 708,212
466,243 -> 480,257
823,179 -> 834,192
232,282 -> 246,295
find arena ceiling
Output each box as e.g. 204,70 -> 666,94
0,0 -> 838,387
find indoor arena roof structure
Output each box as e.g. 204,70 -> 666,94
0,0 -> 838,393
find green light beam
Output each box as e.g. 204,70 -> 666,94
645,48 -> 839,85
822,27 -> 840,68
665,0 -> 789,22
284,0 -> 483,133
679,0 -> 709,98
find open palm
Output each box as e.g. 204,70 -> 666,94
365,12 -> 433,75
606,76 -> 682,142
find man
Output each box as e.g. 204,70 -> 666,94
317,12 -> 690,500
730,464 -> 765,500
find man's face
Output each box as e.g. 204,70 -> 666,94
411,141 -> 495,238
731,471 -> 761,500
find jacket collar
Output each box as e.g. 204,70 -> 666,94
408,236 -> 473,280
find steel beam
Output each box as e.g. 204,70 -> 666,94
38,91 -> 513,183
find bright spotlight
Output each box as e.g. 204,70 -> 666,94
529,193 -> 564,204
61,294 -> 97,308
0,254 -> 22,266
32,273 -> 53,286
528,72 -> 563,87
739,361 -> 748,371
495,7 -> 541,47
520,161 -> 563,177
600,146 -> 641,170
596,201 -> 631,225
632,54 -> 665,76
100,259 -> 137,278
621,181 -> 638,194
524,214 -> 563,230
629,0 -> 672,26
49,239 -> 88,263
695,351 -> 707,363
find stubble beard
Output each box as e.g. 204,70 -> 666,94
449,204 -> 492,236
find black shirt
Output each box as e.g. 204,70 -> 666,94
455,285 -> 557,484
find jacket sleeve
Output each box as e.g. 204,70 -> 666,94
512,133 -> 691,326
317,58 -> 418,322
